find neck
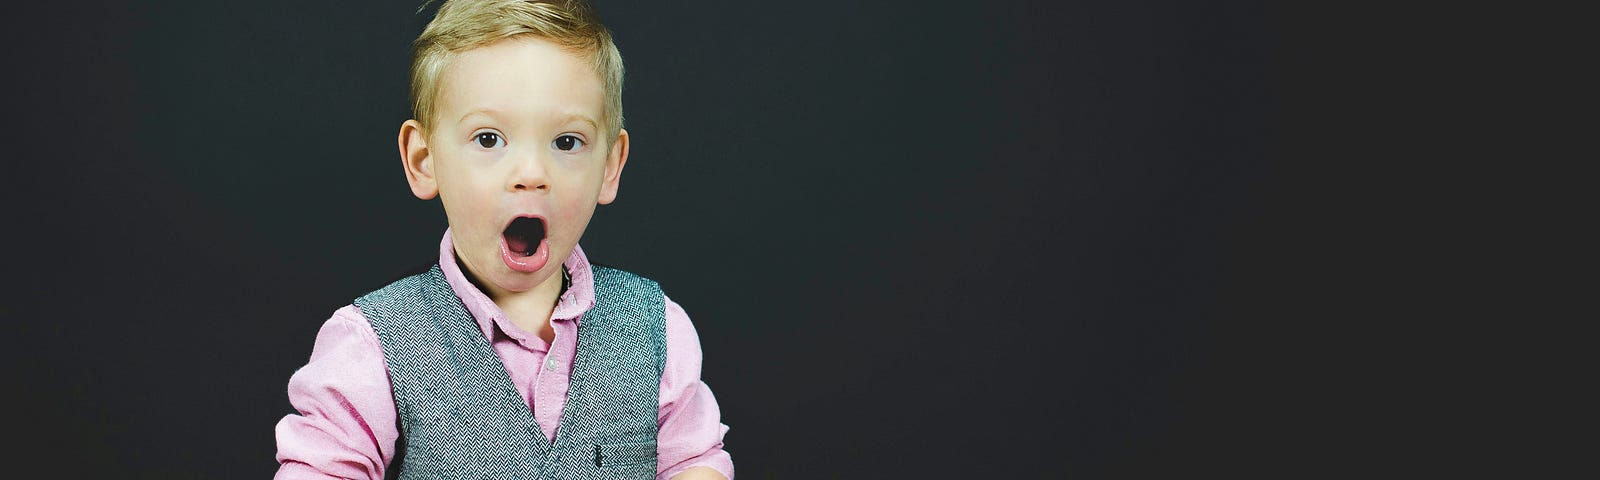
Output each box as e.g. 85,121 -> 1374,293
458,254 -> 567,339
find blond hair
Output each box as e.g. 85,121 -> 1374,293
410,0 -> 625,138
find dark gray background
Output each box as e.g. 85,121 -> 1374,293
6,0 -> 1547,478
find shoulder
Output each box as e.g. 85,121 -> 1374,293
310,304 -> 382,358
290,304 -> 390,401
661,296 -> 701,353
589,263 -> 663,294
587,264 -> 669,322
355,264 -> 441,306
585,264 -> 704,367
660,294 -> 706,391
354,264 -> 448,334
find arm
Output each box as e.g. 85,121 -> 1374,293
656,296 -> 734,480
670,466 -> 729,480
273,305 -> 400,480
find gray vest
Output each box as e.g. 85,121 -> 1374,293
355,264 -> 665,480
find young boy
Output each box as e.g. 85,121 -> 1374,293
273,1 -> 732,478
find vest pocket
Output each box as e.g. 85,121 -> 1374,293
594,441 -> 657,468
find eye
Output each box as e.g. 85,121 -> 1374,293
474,132 -> 504,149
552,134 -> 585,152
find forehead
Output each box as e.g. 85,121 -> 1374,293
435,36 -> 604,124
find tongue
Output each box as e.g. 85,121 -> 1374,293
506,234 -> 531,256
503,217 -> 544,256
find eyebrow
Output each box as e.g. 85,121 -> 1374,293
562,114 -> 600,132
457,108 -> 504,125
456,109 -> 599,132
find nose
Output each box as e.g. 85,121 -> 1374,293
507,148 -> 549,192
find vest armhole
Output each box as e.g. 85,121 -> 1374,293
385,425 -> 406,480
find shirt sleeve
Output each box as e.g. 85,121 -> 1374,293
274,305 -> 399,480
656,296 -> 735,480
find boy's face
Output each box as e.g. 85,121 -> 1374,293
400,36 -> 628,299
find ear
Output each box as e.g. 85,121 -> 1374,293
399,119 -> 438,200
597,128 -> 630,205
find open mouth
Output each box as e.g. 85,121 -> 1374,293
503,216 -> 546,257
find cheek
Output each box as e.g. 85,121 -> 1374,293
554,193 -> 598,237
438,181 -> 501,237
550,165 -> 605,223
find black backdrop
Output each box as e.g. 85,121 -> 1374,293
8,0 -> 1534,478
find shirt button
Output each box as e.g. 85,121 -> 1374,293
545,357 -> 558,370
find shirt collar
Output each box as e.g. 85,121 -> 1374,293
436,228 -> 598,343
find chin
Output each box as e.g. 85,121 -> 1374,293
497,260 -> 563,292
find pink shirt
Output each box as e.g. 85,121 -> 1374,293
274,230 -> 733,479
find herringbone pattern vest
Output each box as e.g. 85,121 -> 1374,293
356,264 -> 665,479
